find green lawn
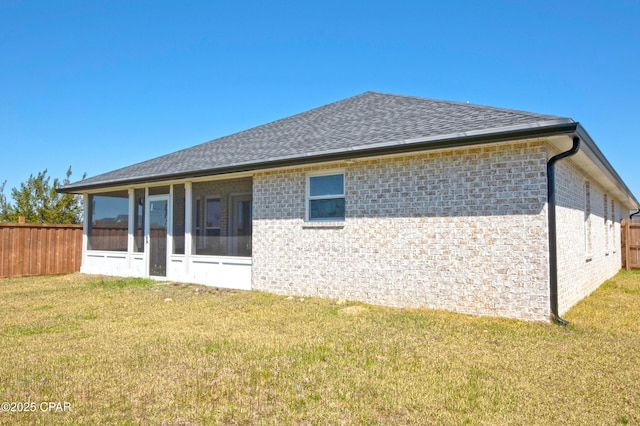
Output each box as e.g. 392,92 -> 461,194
1,271 -> 639,425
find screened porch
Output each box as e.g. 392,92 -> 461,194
80,177 -> 253,289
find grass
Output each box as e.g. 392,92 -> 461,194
1,271 -> 639,425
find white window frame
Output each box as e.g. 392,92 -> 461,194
306,170 -> 345,222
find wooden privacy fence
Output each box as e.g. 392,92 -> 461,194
621,219 -> 640,270
0,220 -> 83,278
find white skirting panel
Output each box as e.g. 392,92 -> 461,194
169,255 -> 252,290
81,251 -> 130,277
130,255 -> 146,277
81,251 -> 252,290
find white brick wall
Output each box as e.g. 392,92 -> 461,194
252,141 -> 552,321
553,154 -> 624,315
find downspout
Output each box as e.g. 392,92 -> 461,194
631,209 -> 640,220
547,136 -> 581,325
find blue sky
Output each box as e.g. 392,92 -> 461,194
1,0 -> 639,206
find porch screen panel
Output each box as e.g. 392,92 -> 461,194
191,178 -> 252,257
173,184 -> 185,254
133,189 -> 145,252
192,182 -> 221,255
88,191 -> 129,251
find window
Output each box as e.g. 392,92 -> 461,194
205,197 -> 221,238
604,194 -> 609,254
611,199 -> 616,253
584,182 -> 592,256
195,198 -> 202,248
88,191 -> 129,251
307,172 -> 345,221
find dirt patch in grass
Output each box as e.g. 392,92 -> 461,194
1,271 -> 639,424
338,305 -> 368,316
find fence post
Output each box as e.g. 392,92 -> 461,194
620,219 -> 627,269
18,216 -> 26,224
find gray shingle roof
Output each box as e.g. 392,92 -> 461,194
62,91 -> 574,191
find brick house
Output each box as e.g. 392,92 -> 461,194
60,91 -> 639,322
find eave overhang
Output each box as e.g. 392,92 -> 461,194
547,125 -> 639,210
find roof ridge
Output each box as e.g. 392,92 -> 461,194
185,91 -> 376,149
364,90 -> 569,120
202,91 -> 568,148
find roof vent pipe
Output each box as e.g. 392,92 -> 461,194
547,136 -> 581,325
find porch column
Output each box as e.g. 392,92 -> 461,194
184,181 -> 193,274
127,188 -> 135,269
82,193 -> 89,265
168,185 -> 174,255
